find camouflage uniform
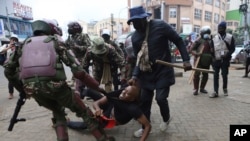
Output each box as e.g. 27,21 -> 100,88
83,37 -> 126,93
65,23 -> 92,94
4,20 -> 114,141
65,33 -> 91,63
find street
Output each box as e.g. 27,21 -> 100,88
0,64 -> 249,141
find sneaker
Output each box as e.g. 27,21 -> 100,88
223,89 -> 228,96
134,128 -> 144,138
209,92 -> 218,98
160,117 -> 172,132
200,89 -> 208,94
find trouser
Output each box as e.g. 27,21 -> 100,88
212,60 -> 229,94
8,82 -> 14,94
140,87 -> 170,125
193,64 -> 209,91
244,57 -> 250,76
25,81 -> 110,141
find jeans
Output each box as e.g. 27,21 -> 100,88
212,60 -> 230,93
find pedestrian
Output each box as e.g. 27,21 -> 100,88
242,44 -> 250,78
126,6 -> 192,137
0,35 -> 19,99
83,36 -> 126,93
101,29 -> 125,90
209,21 -> 235,98
190,26 -> 213,95
65,21 -> 92,96
4,19 -> 114,141
67,84 -> 151,141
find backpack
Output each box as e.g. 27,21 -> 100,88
0,53 -> 6,65
19,36 -> 57,79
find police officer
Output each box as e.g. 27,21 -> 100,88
191,26 -> 213,95
4,19 -> 115,141
65,21 -> 92,94
83,36 -> 126,93
101,29 -> 125,90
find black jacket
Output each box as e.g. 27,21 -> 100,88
132,19 -> 190,90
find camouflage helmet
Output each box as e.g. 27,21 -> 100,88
91,37 -> 107,55
32,19 -> 61,36
67,21 -> 82,34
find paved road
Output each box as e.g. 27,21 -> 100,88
0,64 -> 249,141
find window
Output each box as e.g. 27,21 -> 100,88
214,13 -> 220,23
215,0 -> 220,8
169,7 -> 177,18
170,23 -> 176,30
205,0 -> 213,5
194,9 -> 202,20
222,2 -> 225,10
205,11 -> 212,22
234,22 -> 239,27
227,22 -> 233,26
194,25 -> 201,33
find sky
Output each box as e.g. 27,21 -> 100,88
20,0 -> 128,26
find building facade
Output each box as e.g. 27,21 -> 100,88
129,0 -> 227,35
0,0 -> 33,42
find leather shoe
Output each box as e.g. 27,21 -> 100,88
200,89 -> 208,94
193,90 -> 198,95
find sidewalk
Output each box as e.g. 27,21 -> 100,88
0,64 -> 249,141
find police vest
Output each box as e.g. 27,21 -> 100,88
213,33 -> 232,60
19,35 -> 66,81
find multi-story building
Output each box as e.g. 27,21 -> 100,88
129,0 -> 227,35
0,0 -> 33,42
94,17 -> 129,39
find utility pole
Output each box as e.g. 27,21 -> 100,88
5,6 -> 11,37
111,13 -> 114,39
239,0 -> 249,45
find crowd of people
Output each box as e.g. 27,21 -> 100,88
0,4 -> 246,141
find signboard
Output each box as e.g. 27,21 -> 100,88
13,2 -> 33,20
182,24 -> 192,34
0,19 -> 5,38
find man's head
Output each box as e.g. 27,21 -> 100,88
127,6 -> 151,33
10,35 -> 18,43
218,21 -> 227,35
101,29 -> 111,42
67,21 -> 82,35
119,85 -> 139,102
200,26 -> 211,40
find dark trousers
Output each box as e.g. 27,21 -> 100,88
8,82 -> 14,94
140,87 -> 170,124
244,57 -> 250,76
212,60 -> 230,93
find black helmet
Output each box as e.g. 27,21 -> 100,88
32,19 -> 61,36
200,26 -> 211,36
67,21 -> 82,34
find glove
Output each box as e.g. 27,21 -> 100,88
183,61 -> 192,72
